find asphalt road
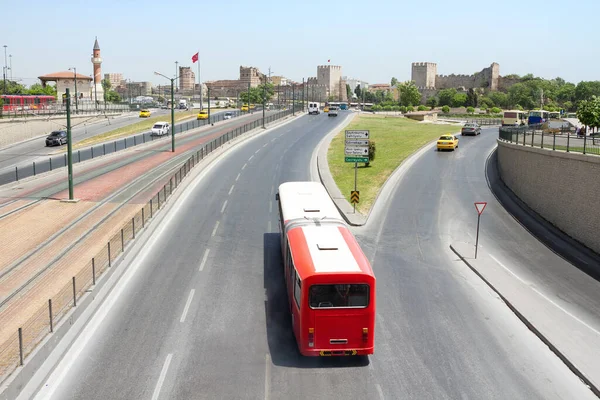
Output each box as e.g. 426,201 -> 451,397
0,108 -> 229,174
30,118 -> 596,399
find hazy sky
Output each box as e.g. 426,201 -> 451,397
3,0 -> 598,87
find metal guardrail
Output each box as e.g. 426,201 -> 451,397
0,110 -> 246,186
0,107 -> 296,385
498,125 -> 600,156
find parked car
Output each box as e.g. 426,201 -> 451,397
224,112 -> 233,120
461,122 -> 481,136
45,130 -> 67,146
151,122 -> 170,136
139,109 -> 151,118
197,110 -> 209,120
437,134 -> 459,151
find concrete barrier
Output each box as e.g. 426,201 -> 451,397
496,139 -> 600,254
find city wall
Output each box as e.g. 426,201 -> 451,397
497,140 -> 600,254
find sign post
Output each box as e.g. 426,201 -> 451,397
474,202 -> 487,259
345,130 -> 369,213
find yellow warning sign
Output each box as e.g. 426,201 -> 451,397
350,191 -> 360,204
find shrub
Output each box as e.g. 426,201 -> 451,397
391,105 -> 400,111
399,106 -> 407,113
365,141 -> 376,167
491,107 -> 501,114
371,104 -> 382,112
426,97 -> 438,109
441,105 -> 450,113
466,106 -> 475,114
383,105 -> 392,111
406,105 -> 415,112
417,105 -> 427,111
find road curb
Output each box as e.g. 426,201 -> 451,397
449,243 -> 599,398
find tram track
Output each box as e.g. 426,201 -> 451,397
0,144 -> 202,309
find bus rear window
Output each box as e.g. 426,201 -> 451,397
504,112 -> 517,118
309,284 -> 369,308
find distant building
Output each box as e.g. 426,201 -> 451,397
124,81 -> 153,97
239,66 -> 265,88
306,65 -> 347,102
179,66 -> 195,91
270,76 -> 289,86
104,73 -> 123,89
38,71 -> 93,104
343,77 -> 369,92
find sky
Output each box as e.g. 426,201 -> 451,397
2,0 -> 599,88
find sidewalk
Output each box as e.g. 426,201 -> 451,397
451,241 -> 600,395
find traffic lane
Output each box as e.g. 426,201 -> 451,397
34,112 -> 339,400
439,130 -> 600,335
356,127 -> 595,399
0,109 -> 193,172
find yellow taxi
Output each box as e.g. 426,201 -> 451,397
139,109 -> 151,118
437,134 -> 459,151
249,104 -> 256,109
197,110 -> 209,120
323,106 -> 330,113
241,104 -> 249,112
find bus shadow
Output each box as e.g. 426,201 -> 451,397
263,232 -> 370,369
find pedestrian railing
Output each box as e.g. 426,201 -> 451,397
0,107 -> 295,385
498,125 -> 600,156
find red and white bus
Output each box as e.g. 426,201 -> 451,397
276,181 -> 376,356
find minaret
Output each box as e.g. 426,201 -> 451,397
91,37 -> 104,102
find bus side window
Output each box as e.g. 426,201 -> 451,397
293,271 -> 301,309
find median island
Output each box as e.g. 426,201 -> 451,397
327,114 -> 460,214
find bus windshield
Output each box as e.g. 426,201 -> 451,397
309,284 -> 370,308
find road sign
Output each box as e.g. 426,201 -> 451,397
350,191 -> 360,204
345,130 -> 369,139
474,202 -> 487,215
345,156 -> 369,163
345,146 -> 369,156
345,139 -> 369,146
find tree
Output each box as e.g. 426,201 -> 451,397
465,88 -> 478,107
575,81 -> 600,102
451,93 -> 467,107
437,88 -> 457,106
479,96 -> 494,109
508,83 -> 535,109
417,105 -> 427,111
398,81 -> 422,107
491,107 -> 501,114
576,96 -> 600,131
441,105 -> 450,113
346,84 -> 353,100
489,91 -> 508,109
354,84 -> 362,99
390,77 -> 398,87
426,97 -> 438,109
105,91 -> 121,102
466,106 -> 475,114
27,83 -> 56,96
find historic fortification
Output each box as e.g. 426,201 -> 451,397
411,62 -> 518,102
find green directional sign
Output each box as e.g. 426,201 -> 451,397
345,156 -> 369,163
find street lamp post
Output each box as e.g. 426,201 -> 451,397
69,67 -> 78,114
262,82 -> 266,128
155,71 -> 180,152
292,84 -> 295,116
3,45 -> 8,95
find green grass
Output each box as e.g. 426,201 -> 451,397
327,114 -> 460,213
66,110 -> 197,150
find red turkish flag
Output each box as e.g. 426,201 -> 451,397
192,52 -> 199,63
328,59 -> 330,62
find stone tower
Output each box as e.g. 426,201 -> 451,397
411,62 -> 437,88
317,65 -> 343,100
91,37 -> 104,101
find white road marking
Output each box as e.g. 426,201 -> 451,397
211,221 -> 220,237
263,143 -> 268,148
267,220 -> 272,232
199,249 -> 210,271
264,353 -> 272,400
180,289 -> 195,323
270,185 -> 274,196
269,200 -> 272,213
255,149 -> 260,154
271,138 -> 276,142
229,184 -> 235,195
151,353 -> 173,400
242,163 -> 247,170
249,155 -> 254,161
235,173 -> 241,181
489,254 -> 600,336
221,200 -> 228,213
375,383 -> 385,400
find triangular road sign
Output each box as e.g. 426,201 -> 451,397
474,202 -> 487,215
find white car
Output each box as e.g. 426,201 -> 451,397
224,112 -> 233,120
328,107 -> 338,117
151,121 -> 170,136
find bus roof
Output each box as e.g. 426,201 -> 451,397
288,224 -> 374,277
278,181 -> 343,223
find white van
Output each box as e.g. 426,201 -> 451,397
308,102 -> 320,115
151,121 -> 170,136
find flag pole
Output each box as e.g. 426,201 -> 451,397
197,50 -> 202,111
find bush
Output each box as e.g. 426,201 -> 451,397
371,104 -> 382,112
417,105 -> 427,111
383,105 -> 392,111
441,105 -> 450,113
426,97 -> 438,109
406,105 -> 415,112
365,141 -> 376,167
399,106 -> 407,113
391,105 -> 400,111
491,107 -> 501,114
466,106 -> 475,114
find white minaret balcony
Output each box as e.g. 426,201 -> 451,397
91,57 -> 102,64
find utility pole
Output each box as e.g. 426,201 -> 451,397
69,67 -> 78,114
8,54 -> 12,81
175,61 -> 178,89
66,88 -> 74,200
262,80 -> 266,128
171,78 -> 175,152
208,86 -> 211,123
247,82 -> 251,114
2,45 -> 6,95
302,78 -> 305,112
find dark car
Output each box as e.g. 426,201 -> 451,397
45,130 -> 67,146
461,123 -> 481,136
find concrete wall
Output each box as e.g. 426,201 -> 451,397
497,140 -> 600,254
